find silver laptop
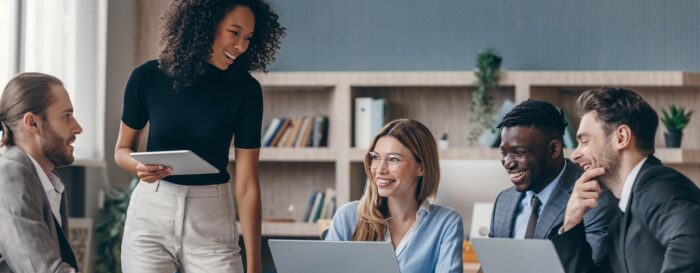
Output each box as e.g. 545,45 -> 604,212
268,239 -> 400,273
471,238 -> 565,273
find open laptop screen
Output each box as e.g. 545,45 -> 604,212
471,238 -> 566,273
269,239 -> 400,273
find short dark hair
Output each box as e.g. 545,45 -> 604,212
0,72 -> 61,146
497,99 -> 568,140
577,87 -> 658,154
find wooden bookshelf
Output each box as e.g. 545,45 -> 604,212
237,221 -> 321,237
229,147 -> 337,162
350,148 -> 503,162
134,1 -> 700,240
223,71 -> 700,237
565,148 -> 700,164
346,147 -> 700,163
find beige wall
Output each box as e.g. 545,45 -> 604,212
104,0 -> 174,188
105,0 -> 138,188
136,0 -> 170,63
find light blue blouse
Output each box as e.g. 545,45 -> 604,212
325,201 -> 464,273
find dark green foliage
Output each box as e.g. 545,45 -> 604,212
94,178 -> 137,273
469,49 -> 502,144
660,105 -> 693,133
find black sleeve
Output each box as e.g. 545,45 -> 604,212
582,189 -> 618,265
121,65 -> 149,130
636,167 -> 700,273
551,222 -> 612,273
233,76 -> 263,148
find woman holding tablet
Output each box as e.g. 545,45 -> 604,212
114,0 -> 284,272
325,119 -> 464,273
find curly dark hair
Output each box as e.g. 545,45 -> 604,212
497,99 -> 568,140
158,0 -> 285,90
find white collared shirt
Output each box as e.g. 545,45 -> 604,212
27,155 -> 65,226
618,157 -> 648,212
383,200 -> 431,256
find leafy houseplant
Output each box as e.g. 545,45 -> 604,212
469,49 -> 502,145
438,133 -> 449,149
660,104 -> 693,148
94,178 -> 137,273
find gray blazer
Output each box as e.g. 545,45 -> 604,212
0,145 -> 78,273
488,159 -> 618,265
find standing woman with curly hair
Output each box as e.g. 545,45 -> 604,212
114,0 -> 284,272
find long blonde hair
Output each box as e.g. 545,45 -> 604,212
352,119 -> 440,241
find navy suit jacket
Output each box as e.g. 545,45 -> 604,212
552,156 -> 700,273
489,159 -> 618,264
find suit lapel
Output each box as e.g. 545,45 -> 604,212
53,214 -> 79,270
618,156 -> 661,273
534,186 -> 568,238
534,159 -> 581,238
55,172 -> 79,270
56,172 -> 70,232
608,210 -> 626,273
495,189 -> 523,238
620,156 -> 661,241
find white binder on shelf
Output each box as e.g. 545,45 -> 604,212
354,97 -> 385,149
478,99 -> 515,148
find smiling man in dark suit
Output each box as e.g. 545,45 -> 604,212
553,87 -> 700,273
489,99 -> 617,265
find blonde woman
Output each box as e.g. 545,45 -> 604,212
325,119 -> 464,273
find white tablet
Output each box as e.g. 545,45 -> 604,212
130,150 -> 219,175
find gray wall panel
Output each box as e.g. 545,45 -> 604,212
266,0 -> 700,71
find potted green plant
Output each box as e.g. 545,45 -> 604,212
94,178 -> 137,273
438,133 -> 449,149
660,104 -> 693,148
468,48 -> 502,145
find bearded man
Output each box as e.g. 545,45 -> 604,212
0,72 -> 83,273
553,87 -> 700,273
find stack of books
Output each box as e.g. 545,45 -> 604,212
261,116 -> 329,148
303,188 -> 336,223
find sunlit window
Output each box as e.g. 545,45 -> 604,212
0,0 -> 18,87
22,0 -> 76,97
1,0 -> 106,162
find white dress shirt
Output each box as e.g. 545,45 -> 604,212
618,157 -> 648,213
27,155 -> 65,226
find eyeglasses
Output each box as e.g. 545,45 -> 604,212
367,152 -> 413,171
